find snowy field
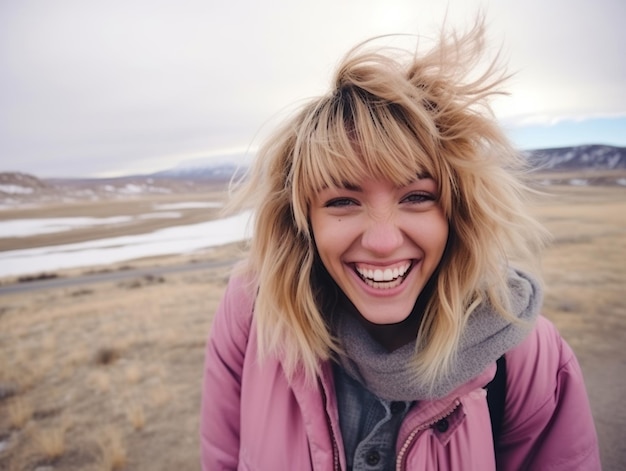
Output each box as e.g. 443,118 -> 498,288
0,208 -> 252,279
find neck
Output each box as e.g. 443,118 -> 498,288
355,274 -> 436,351
358,312 -> 422,351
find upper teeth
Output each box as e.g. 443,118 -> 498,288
356,262 -> 411,282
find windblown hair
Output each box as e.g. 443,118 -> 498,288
229,21 -> 547,387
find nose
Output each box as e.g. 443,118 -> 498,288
361,216 -> 403,256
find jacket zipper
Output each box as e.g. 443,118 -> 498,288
395,399 -> 461,470
320,380 -> 341,471
327,413 -> 341,471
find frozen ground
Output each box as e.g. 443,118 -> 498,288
0,210 -> 252,278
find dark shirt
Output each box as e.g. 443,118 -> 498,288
333,362 -> 413,471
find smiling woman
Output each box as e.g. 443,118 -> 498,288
309,178 -> 449,335
200,19 -> 601,471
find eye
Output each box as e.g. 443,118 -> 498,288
324,197 -> 358,208
401,192 -> 436,204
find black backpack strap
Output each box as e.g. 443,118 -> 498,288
485,355 -> 507,446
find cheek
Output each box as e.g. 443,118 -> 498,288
313,229 -> 341,259
410,214 -> 449,249
310,218 -> 335,259
435,221 -> 450,249
310,217 -> 354,270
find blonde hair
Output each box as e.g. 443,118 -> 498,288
229,20 -> 547,387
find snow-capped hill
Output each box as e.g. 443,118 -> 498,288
525,145 -> 626,171
2,144 -> 624,208
151,162 -> 248,181
151,152 -> 252,181
0,172 -> 49,195
0,174 -> 228,208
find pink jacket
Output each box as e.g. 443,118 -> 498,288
200,276 -> 601,470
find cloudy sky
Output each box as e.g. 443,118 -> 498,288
1,0 -> 625,178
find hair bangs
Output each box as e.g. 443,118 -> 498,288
293,87 -> 441,213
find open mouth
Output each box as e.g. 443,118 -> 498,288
354,261 -> 413,289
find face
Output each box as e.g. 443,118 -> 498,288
309,177 -> 449,325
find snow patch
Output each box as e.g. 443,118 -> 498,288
0,211 -> 253,278
119,184 -> 145,194
152,202 -> 223,210
0,216 -> 134,237
0,184 -> 34,194
138,212 -> 181,219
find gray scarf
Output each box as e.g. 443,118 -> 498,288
333,268 -> 542,401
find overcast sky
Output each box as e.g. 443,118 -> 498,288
1,0 -> 625,178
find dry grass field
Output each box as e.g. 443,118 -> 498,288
0,183 -> 625,470
531,184 -> 626,471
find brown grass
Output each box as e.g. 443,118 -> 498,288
96,426 -> 127,470
0,183 -> 624,470
7,398 -> 33,430
0,250 -> 232,469
124,400 -> 146,431
29,420 -> 69,462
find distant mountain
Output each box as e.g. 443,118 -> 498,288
148,145 -> 626,187
0,171 -> 228,207
2,144 -> 625,207
150,162 -> 248,181
150,145 -> 626,180
0,172 -> 49,194
524,144 -> 626,171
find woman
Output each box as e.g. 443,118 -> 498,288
200,21 -> 600,470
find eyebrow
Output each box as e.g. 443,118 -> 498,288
340,181 -> 362,192
317,181 -> 362,192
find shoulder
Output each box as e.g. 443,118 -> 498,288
506,315 -> 575,382
207,271 -> 257,352
502,315 -> 597,446
504,316 -> 576,411
498,319 -> 600,468
218,271 -> 257,321
508,315 -> 574,363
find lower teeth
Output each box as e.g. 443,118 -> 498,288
364,277 -> 403,289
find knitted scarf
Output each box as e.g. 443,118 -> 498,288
332,268 -> 542,401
